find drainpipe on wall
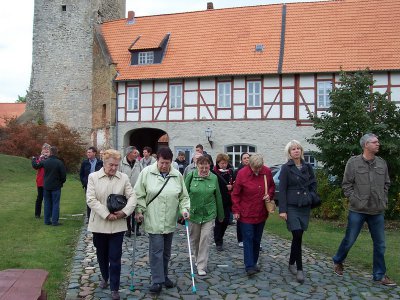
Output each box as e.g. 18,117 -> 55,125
112,75 -> 119,150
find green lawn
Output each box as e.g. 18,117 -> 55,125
0,154 -> 86,299
265,212 -> 399,283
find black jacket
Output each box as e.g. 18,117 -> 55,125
79,159 -> 103,188
278,159 -> 316,213
32,155 -> 67,191
174,158 -> 188,175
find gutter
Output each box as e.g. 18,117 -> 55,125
277,4 -> 287,74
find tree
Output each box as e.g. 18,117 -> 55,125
308,70 -> 400,218
15,91 -> 27,103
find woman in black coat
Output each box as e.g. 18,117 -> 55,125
278,140 -> 317,284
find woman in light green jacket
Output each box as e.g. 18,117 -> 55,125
134,147 -> 190,294
185,155 -> 224,276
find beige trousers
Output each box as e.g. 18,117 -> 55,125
189,220 -> 215,271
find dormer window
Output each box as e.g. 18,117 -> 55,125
138,51 -> 154,65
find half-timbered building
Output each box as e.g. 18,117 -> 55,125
98,0 -> 400,166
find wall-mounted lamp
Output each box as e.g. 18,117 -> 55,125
205,127 -> 213,148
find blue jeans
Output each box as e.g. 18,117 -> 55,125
240,221 -> 265,271
333,211 -> 386,281
43,189 -> 61,225
93,232 -> 124,291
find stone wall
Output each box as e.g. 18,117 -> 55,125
117,120 -> 317,166
27,0 -> 125,144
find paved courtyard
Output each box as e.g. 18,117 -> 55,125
65,224 -> 400,300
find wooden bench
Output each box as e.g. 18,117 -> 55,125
0,269 -> 48,300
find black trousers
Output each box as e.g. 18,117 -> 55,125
93,231 -> 124,291
289,229 -> 304,270
35,186 -> 43,217
84,187 -> 91,219
214,206 -> 231,246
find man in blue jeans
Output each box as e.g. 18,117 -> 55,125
332,133 -> 396,286
33,146 -> 66,226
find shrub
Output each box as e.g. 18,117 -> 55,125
312,169 -> 347,220
0,118 -> 85,172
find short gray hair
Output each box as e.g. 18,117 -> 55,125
360,133 -> 377,149
125,146 -> 137,155
284,140 -> 304,161
249,153 -> 264,168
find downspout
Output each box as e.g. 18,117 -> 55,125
277,4 -> 287,74
112,73 -> 119,150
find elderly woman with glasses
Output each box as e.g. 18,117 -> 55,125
185,155 -> 224,276
232,153 -> 275,276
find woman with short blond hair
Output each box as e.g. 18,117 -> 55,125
279,140 -> 316,284
87,149 -> 137,299
232,153 -> 275,276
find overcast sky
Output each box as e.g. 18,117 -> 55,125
0,0 -> 324,103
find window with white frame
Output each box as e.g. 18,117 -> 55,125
247,81 -> 261,107
127,87 -> 139,111
169,84 -> 182,109
304,152 -> 317,167
218,82 -> 231,108
138,51 -> 154,65
317,81 -> 332,108
226,144 -> 256,169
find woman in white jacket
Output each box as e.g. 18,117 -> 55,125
87,149 -> 137,300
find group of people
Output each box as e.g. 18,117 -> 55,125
30,133 -> 396,299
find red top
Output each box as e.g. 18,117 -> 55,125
231,165 -> 275,224
34,156 -> 46,187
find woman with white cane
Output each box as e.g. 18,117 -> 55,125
134,147 -> 190,294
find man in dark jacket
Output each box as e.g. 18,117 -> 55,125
32,146 -> 66,226
80,146 -> 103,221
332,133 -> 396,286
175,151 -> 188,175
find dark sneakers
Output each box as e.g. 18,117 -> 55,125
375,275 -> 397,286
334,262 -> 344,276
216,245 -> 223,251
149,283 -> 162,293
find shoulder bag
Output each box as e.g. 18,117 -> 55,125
146,176 -> 171,207
264,175 -> 276,213
107,194 -> 127,213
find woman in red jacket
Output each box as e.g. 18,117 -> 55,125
232,153 -> 275,276
32,143 -> 51,218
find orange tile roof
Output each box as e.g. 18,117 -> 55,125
282,0 -> 400,73
100,0 -> 400,81
129,33 -> 168,51
0,103 -> 26,126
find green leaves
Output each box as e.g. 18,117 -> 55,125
307,69 -> 400,219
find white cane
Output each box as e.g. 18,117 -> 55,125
184,219 -> 197,293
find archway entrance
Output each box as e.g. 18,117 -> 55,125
128,127 -> 168,155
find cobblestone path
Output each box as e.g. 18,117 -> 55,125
65,224 -> 400,299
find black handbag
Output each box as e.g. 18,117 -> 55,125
107,194 -> 127,213
309,191 -> 322,209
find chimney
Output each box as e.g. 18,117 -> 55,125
207,2 -> 214,10
127,11 -> 135,24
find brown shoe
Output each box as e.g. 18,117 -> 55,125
99,279 -> 108,289
111,290 -> 120,299
334,262 -> 344,276
375,275 -> 397,286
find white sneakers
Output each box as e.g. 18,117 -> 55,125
198,269 -> 206,276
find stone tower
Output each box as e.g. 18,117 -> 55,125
26,0 -> 125,144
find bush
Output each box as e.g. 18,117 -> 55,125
0,118 -> 86,172
312,169 -> 347,220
